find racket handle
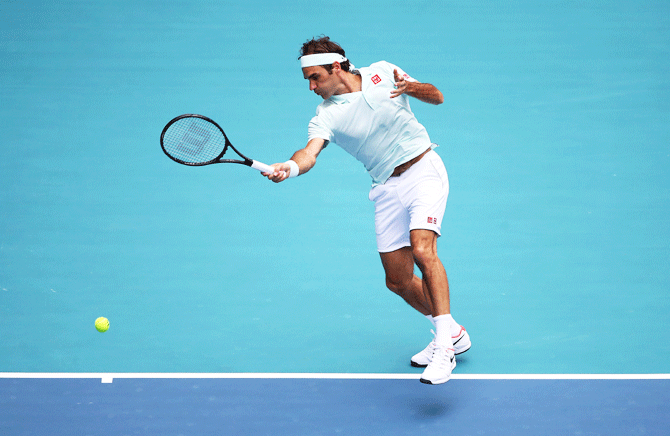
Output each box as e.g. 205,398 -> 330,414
250,160 -> 274,173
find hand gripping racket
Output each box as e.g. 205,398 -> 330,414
160,114 -> 274,173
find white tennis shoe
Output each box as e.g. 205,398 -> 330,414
420,345 -> 456,385
410,326 -> 471,368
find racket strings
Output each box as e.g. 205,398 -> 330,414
162,117 -> 226,164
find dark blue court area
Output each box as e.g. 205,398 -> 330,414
2,377 -> 669,435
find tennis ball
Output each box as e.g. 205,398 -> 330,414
95,317 -> 109,333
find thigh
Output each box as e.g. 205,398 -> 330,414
403,152 -> 449,236
369,182 -> 411,253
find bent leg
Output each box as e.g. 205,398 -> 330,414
410,229 -> 450,317
379,247 -> 432,316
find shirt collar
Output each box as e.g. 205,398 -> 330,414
328,91 -> 362,105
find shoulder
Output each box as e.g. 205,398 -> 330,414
367,61 -> 400,74
357,62 -> 391,83
366,60 -> 397,70
370,60 -> 417,83
362,61 -> 410,82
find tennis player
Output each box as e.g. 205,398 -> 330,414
264,36 -> 470,384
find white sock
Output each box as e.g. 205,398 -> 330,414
433,314 -> 454,348
425,314 -> 435,326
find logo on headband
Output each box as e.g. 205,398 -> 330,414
371,74 -> 381,85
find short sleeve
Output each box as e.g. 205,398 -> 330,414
307,108 -> 334,143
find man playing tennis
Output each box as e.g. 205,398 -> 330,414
264,36 -> 470,384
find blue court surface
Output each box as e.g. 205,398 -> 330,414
1,0 -> 669,434
1,375 -> 669,435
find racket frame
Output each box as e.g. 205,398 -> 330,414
160,114 -> 273,173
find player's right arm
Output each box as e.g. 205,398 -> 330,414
264,138 -> 328,183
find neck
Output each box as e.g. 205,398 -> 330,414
334,71 -> 362,95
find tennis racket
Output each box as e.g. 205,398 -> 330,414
160,114 -> 274,173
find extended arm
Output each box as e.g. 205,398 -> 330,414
390,69 -> 444,105
263,137 -> 328,183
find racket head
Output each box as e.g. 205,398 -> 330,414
160,114 -> 230,166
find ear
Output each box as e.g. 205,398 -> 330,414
331,61 -> 342,73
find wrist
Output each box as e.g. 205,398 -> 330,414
286,159 -> 299,178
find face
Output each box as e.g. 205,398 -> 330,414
302,64 -> 341,100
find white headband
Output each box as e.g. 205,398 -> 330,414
300,53 -> 352,69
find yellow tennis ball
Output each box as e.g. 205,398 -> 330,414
95,317 -> 109,333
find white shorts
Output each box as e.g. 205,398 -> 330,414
369,150 -> 449,253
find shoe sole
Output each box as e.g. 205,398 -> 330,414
410,332 -> 471,368
420,377 -> 448,385
420,357 -> 457,385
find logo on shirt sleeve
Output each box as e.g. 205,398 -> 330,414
371,74 -> 381,84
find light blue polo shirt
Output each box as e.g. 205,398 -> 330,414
307,61 -> 434,186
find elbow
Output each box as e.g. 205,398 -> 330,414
434,91 -> 444,105
305,156 -> 317,172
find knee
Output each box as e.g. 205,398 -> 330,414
411,244 -> 438,269
385,274 -> 413,296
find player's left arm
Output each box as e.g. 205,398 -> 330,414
391,69 -> 444,105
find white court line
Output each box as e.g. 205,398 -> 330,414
1,373 -> 669,383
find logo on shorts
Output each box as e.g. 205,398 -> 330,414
371,74 -> 381,84
427,217 -> 438,224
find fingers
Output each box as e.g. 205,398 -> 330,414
391,68 -> 406,99
390,79 -> 406,98
262,171 -> 287,183
261,164 -> 289,183
390,86 -> 404,98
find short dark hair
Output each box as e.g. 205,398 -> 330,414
299,36 -> 351,73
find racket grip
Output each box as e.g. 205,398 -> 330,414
250,160 -> 275,173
